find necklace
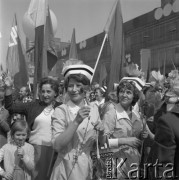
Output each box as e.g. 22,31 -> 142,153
43,103 -> 54,116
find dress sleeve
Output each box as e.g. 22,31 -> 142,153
5,95 -> 30,116
103,104 -> 116,135
0,110 -> 10,132
51,105 -> 67,149
0,147 -> 5,176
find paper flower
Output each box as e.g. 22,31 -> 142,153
62,59 -> 84,73
167,70 -> 179,96
123,63 -> 144,77
149,70 -> 164,83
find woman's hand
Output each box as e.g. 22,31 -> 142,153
124,137 -> 141,148
141,130 -> 149,139
2,72 -> 13,88
2,171 -> 13,180
17,147 -> 25,159
91,121 -> 104,133
74,106 -> 91,125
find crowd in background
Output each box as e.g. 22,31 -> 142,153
0,61 -> 179,180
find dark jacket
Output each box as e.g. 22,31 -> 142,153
148,103 -> 179,180
5,95 -> 61,130
0,108 -> 10,148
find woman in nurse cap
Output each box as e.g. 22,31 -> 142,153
50,60 -> 104,180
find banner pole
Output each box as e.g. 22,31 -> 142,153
91,33 -> 108,83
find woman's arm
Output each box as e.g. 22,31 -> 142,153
52,120 -> 79,151
52,105 -> 90,151
21,145 -> 35,171
107,137 -> 141,149
0,110 -> 10,132
145,124 -> 155,140
5,94 -> 31,116
103,103 -> 116,135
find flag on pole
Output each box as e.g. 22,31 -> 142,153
6,14 -> 29,89
99,63 -> 107,86
27,0 -> 48,97
33,0 -> 48,82
26,0 -> 58,97
46,7 -> 58,72
69,28 -> 78,60
104,0 -> 124,91
140,49 -> 151,81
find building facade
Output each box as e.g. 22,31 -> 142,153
57,0 -> 179,83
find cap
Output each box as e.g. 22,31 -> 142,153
62,64 -> 94,81
100,86 -> 107,93
120,77 -> 145,91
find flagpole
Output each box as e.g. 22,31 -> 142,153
91,33 -> 108,83
28,81 -> 31,92
170,58 -> 177,70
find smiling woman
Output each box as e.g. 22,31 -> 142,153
4,76 -> 62,180
101,79 -> 148,179
50,61 -> 104,180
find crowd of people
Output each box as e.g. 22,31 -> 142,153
0,60 -> 178,180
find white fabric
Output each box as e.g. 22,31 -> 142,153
108,139 -> 118,148
27,0 -> 48,27
93,98 -> 105,107
29,107 -> 54,146
121,77 -> 145,91
62,64 -> 94,81
50,100 -> 100,180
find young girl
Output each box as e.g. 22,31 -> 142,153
0,120 -> 35,180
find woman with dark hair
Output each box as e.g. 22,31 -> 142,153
50,63 -> 104,180
4,76 -> 61,180
102,79 -> 147,179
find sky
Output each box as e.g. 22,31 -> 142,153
0,0 -> 161,66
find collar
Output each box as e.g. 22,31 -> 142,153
169,103 -> 179,114
115,103 -> 140,122
67,100 -> 87,110
67,100 -> 81,115
95,98 -> 105,106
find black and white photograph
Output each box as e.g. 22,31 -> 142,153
0,0 -> 179,179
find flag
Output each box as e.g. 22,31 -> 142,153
6,14 -> 29,89
46,8 -> 58,72
140,49 -> 151,81
25,1 -> 57,72
99,63 -> 107,86
27,0 -> 57,97
104,0 -> 124,91
69,28 -> 78,59
33,0 -> 48,80
28,0 -> 48,97
49,63 -> 57,77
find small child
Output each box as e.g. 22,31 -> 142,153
0,120 -> 35,180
